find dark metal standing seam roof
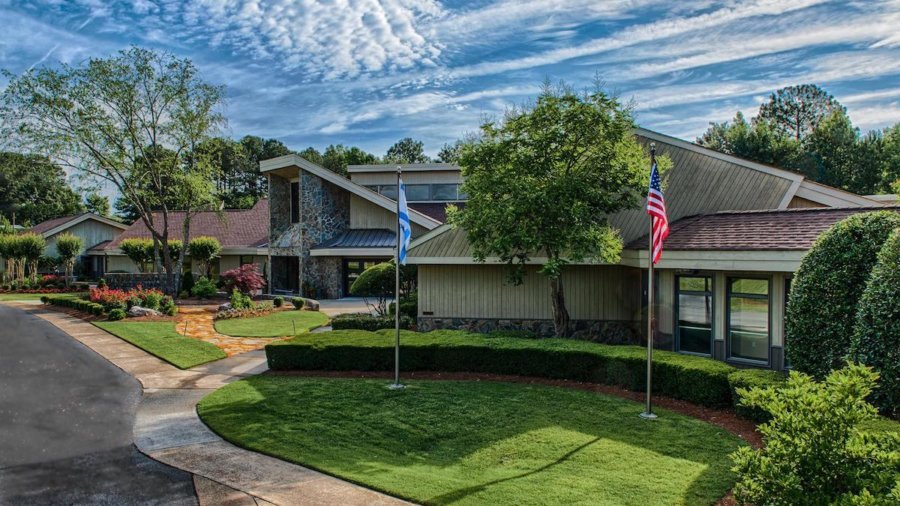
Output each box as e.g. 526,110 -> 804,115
313,229 -> 396,249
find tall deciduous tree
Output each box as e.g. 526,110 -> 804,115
758,84 -> 846,141
385,137 -> 431,164
0,152 -> 83,225
0,47 -> 225,294
450,84 -> 662,337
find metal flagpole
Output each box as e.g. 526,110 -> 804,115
389,166 -> 404,390
641,143 -> 658,420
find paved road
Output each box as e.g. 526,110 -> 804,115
0,304 -> 197,505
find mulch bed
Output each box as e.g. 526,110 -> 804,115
267,369 -> 762,448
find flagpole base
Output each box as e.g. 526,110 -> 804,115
387,383 -> 406,390
639,412 -> 658,420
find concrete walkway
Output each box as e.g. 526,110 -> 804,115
6,302 -> 409,506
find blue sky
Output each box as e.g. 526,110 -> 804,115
1,0 -> 899,159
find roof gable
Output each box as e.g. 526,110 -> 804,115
260,154 -> 442,230
30,213 -> 128,237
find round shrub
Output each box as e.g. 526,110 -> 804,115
40,295 -> 49,304
163,302 -> 178,317
785,211 -> 900,378
273,296 -> 284,308
108,308 -> 126,321
849,228 -> 900,416
291,297 -> 305,310
191,276 -> 218,299
727,369 -> 787,422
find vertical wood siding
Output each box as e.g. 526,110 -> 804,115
350,195 -> 427,237
419,264 -> 642,321
44,220 -> 124,258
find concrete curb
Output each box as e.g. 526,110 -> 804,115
7,303 -> 410,506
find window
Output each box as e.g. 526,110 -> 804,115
379,184 -> 398,200
432,183 -> 458,200
405,184 -> 430,201
239,255 -> 254,266
676,275 -> 713,355
343,259 -> 384,295
290,182 -> 300,223
727,277 -> 770,363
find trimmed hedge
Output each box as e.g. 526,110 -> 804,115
45,294 -> 105,316
331,314 -> 413,331
727,369 -> 787,422
785,211 -> 900,378
266,329 -> 736,408
849,229 -> 900,416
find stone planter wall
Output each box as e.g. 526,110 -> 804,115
416,317 -> 643,344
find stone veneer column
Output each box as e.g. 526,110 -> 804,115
298,171 -> 349,299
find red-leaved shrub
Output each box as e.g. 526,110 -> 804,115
221,264 -> 266,294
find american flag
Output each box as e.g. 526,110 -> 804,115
646,161 -> 669,264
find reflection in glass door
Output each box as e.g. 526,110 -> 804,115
676,275 -> 713,355
727,278 -> 770,363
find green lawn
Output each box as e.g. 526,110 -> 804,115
198,377 -> 744,506
95,321 -> 226,369
214,310 -> 329,337
0,292 -> 85,301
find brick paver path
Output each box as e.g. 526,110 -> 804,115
175,306 -> 280,356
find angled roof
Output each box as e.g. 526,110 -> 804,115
101,199 -> 268,251
627,206 -> 900,251
313,229 -> 395,249
260,154 -> 442,230
29,213 -> 128,237
348,163 -> 460,173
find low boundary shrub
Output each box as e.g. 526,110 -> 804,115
266,329 -> 736,408
727,369 -> 787,422
44,294 -> 105,316
331,314 -> 413,331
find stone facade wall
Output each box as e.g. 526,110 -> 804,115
268,169 -> 350,298
104,273 -> 167,291
417,317 -> 641,344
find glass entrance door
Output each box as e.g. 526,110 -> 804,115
343,259 -> 385,296
675,275 -> 713,355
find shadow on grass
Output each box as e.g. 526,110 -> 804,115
197,376 -> 743,505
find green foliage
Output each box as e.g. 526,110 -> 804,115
384,137 -> 431,163
84,192 -> 110,217
290,296 -> 305,309
55,232 -> 84,287
388,291 -> 417,319
188,236 -> 221,276
266,329 -> 738,408
850,229 -> 900,416
786,211 -> 900,378
698,84 -> 898,194
273,296 -> 284,308
45,294 -> 105,315
229,288 -> 252,310
215,310 -> 329,338
191,276 -> 218,299
758,84 -> 846,141
142,291 -> 163,311
451,83 -> 661,337
0,46 -> 225,290
349,261 -> 397,316
119,238 -> 155,272
0,152 -> 84,225
107,308 -> 126,321
162,299 -> 178,317
330,314 -> 413,331
727,369 -> 787,422
731,365 -> 900,506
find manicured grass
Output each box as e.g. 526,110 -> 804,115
198,377 -> 744,506
214,310 -> 329,337
0,292 -> 85,301
95,321 -> 226,369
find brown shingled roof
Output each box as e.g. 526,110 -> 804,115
28,213 -> 90,235
627,206 -> 900,251
104,199 -> 268,250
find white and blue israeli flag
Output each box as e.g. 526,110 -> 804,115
398,178 -> 412,265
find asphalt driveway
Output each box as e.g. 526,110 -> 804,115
0,304 -> 197,505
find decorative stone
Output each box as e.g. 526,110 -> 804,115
217,303 -> 231,312
128,306 -> 162,317
303,298 -> 320,311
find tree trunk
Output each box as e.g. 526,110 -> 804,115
176,213 -> 192,300
549,276 -> 570,337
